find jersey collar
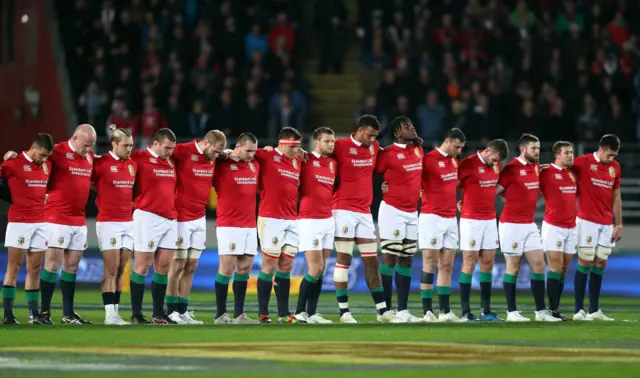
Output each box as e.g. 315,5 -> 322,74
593,152 -> 600,163
350,134 -> 362,147
311,151 -> 321,159
477,151 -> 487,164
147,147 -> 159,158
22,151 -> 33,162
109,150 -> 121,160
436,147 -> 448,157
275,147 -> 284,156
516,157 -> 528,165
394,142 -> 407,148
195,140 -> 203,154
67,140 -> 76,152
551,163 -> 563,171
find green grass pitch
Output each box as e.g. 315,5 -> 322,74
1,289 -> 639,377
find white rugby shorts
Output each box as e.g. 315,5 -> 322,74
257,216 -> 299,257
4,222 -> 48,251
332,209 -> 376,240
459,218 -> 499,252
541,221 -> 577,254
96,221 -> 134,252
377,201 -> 418,241
498,222 -> 543,256
576,217 -> 615,248
418,213 -> 458,250
177,216 -> 206,250
217,227 -> 258,256
133,209 -> 178,253
46,223 -> 88,251
298,217 -> 335,252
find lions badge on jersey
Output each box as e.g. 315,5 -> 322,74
534,165 -> 540,176
42,164 -> 49,175
452,158 -> 458,168
369,145 -> 375,155
493,165 -> 500,173
609,166 -> 616,178
86,154 -> 93,164
128,164 -> 135,176
167,159 -> 174,168
569,172 -> 576,182
248,162 -> 256,172
329,161 -> 335,173
414,147 -> 421,159
293,159 -> 298,170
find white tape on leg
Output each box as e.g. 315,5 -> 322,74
173,249 -> 188,259
333,264 -> 349,282
335,241 -> 355,256
595,246 -> 612,261
578,247 -> 595,262
188,248 -> 202,260
282,244 -> 298,257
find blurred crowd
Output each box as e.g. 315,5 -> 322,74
56,0 -> 308,145
357,0 -> 640,144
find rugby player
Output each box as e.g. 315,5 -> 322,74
91,126 -> 136,325
166,130 -> 226,325
497,134 -> 559,322
293,127 -> 336,324
1,134 -> 53,324
418,128 -> 465,323
7,125 -> 97,324
254,127 -> 302,324
129,129 -> 178,324
457,139 -> 508,322
332,115 -> 402,323
375,117 -> 423,323
540,141 -> 577,321
572,134 -> 622,321
213,133 -> 260,324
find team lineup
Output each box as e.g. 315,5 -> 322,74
0,114 -> 624,325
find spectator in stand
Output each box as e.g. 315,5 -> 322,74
417,89 -> 445,143
575,93 -> 601,142
314,0 -> 347,74
269,80 -> 307,122
106,99 -> 135,138
134,96 -> 167,147
556,0 -> 586,35
241,93 -> 269,138
166,95 -> 189,138
608,10 -> 629,46
268,94 -> 302,138
356,94 -> 387,129
211,90 -> 240,136
78,81 -> 108,126
245,23 -> 268,59
269,12 -> 295,53
187,100 -> 212,138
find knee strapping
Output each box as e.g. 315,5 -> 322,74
401,242 -> 417,256
420,272 -> 434,285
335,241 -> 355,256
595,246 -> 612,261
380,240 -> 403,256
578,247 -> 596,262
333,264 -> 349,282
282,245 -> 298,257
187,248 -> 202,259
173,249 -> 188,259
357,242 -> 377,257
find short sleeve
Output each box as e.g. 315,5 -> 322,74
91,159 -> 101,182
375,150 -> 388,174
497,164 -> 512,189
613,164 -> 621,190
1,161 -> 12,179
458,159 -> 470,188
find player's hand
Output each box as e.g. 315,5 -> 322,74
540,163 -> 550,170
44,193 -> 49,204
457,200 -> 462,213
263,146 -> 274,151
3,151 -> 17,161
612,225 -> 623,242
381,181 -> 389,194
296,149 -> 308,162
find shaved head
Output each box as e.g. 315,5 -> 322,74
70,123 -> 97,156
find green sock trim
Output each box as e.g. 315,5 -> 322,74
436,286 -> 451,295
420,289 -> 433,299
591,267 -> 605,276
459,272 -> 472,284
216,273 -> 231,285
318,274 -> 324,281
275,271 -> 290,280
560,274 -> 566,284
40,269 -> 58,283
304,274 -> 318,283
179,297 -> 189,304
504,273 -> 517,284
258,272 -> 273,282
233,273 -> 249,282
130,271 -> 146,285
380,264 -> 394,276
395,265 -> 412,277
370,287 -> 383,293
577,264 -> 591,275
547,271 -> 563,280
25,290 -> 39,302
531,273 -> 545,281
479,272 -> 492,283
2,286 -> 16,300
60,270 -> 76,283
166,295 -> 179,304
152,272 -> 168,285
336,289 -> 348,297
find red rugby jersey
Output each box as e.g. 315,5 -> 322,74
1,152 -> 51,223
540,163 -> 577,228
213,157 -> 260,228
332,135 -> 380,213
173,140 -> 215,222
45,141 -> 94,226
498,157 -> 540,224
299,151 -> 336,219
254,148 -> 300,220
375,143 -> 423,212
131,148 -> 177,219
573,153 -> 621,225
420,148 -> 459,218
92,151 -> 136,222
458,152 -> 500,220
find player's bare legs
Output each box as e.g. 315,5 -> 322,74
151,249 -> 174,321
39,247 -> 63,317
357,237 -> 396,322
420,249 -> 438,318
130,251 -> 153,321
379,251 -> 398,309
25,251 -> 45,322
334,237 -> 354,321
503,254 -> 522,316
478,249 -> 496,318
178,253 -> 200,315
2,247 -> 26,322
524,249 -> 552,321
216,255 -> 238,322
575,254 -> 610,319
257,246 -> 296,322
459,250 -> 479,319
102,248 -> 122,323
295,249 -> 325,321
115,248 -> 130,316
166,255 -> 187,316
274,252 -> 295,322
305,249 -> 331,317
436,249 -> 456,320
395,247 -> 414,314
233,255 -> 254,321
546,250 -> 571,319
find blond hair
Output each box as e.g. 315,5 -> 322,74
109,124 -> 132,148
204,130 -> 226,145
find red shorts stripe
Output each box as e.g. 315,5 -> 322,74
261,251 -> 279,259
